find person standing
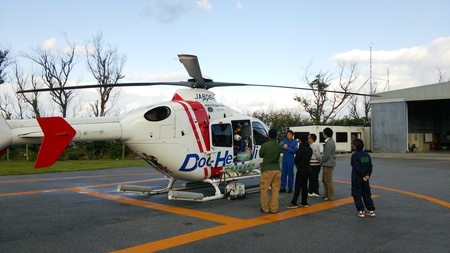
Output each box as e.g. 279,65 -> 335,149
285,134 -> 312,208
351,139 -> 376,218
320,127 -> 336,201
259,129 -> 283,214
308,133 -> 322,197
280,130 -> 298,193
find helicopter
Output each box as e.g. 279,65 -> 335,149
0,54 -> 378,201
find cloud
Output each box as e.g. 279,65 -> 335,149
236,0 -> 243,10
42,38 -> 57,51
140,0 -> 212,24
124,70 -> 189,82
331,37 -> 450,91
196,0 -> 212,11
140,1 -> 188,24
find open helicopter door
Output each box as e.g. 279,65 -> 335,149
209,119 -> 253,164
209,120 -> 234,162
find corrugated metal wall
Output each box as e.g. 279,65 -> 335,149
372,101 -> 407,152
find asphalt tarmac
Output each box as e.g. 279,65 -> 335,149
0,152 -> 449,253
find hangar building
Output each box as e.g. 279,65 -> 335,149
371,81 -> 450,153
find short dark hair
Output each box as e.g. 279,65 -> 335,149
353,138 -> 364,151
299,134 -> 308,143
309,133 -> 317,142
268,129 -> 277,139
286,130 -> 294,135
323,127 -> 333,138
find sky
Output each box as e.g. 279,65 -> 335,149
1,0 -> 450,118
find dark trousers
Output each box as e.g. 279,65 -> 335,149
352,179 -> 375,212
290,170 -> 310,205
308,165 -> 321,194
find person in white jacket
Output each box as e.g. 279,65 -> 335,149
308,133 -> 322,197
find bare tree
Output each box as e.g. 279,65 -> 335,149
436,66 -> 449,83
12,63 -> 43,118
0,49 -> 10,84
349,96 -> 360,119
348,78 -> 376,123
362,84 -> 376,122
294,62 -> 358,124
0,87 -> 14,119
24,39 -> 78,118
85,32 -> 126,117
295,71 -> 331,124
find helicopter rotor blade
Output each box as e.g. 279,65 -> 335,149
177,54 -> 207,88
16,54 -> 379,97
207,82 -> 380,97
16,82 -> 193,93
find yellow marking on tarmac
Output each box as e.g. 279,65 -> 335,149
0,189 -> 60,197
334,179 -> 450,208
0,178 -> 164,197
111,197 -> 358,253
371,185 -> 449,208
77,178 -> 161,189
2,173 -> 448,252
66,187 -> 244,224
0,172 -> 156,184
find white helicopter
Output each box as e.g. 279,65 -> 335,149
0,54 -> 377,201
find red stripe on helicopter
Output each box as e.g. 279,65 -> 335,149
173,101 -> 204,152
203,167 -> 223,179
0,147 -> 7,158
173,100 -> 210,153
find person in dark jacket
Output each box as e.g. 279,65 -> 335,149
285,134 -> 312,208
351,139 -> 376,218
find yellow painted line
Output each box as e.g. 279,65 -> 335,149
111,197 -> 358,253
66,187 -> 244,224
371,185 -> 449,208
0,189 -> 60,197
0,172 -> 156,184
77,178 -> 160,189
0,178 -> 164,197
334,179 -> 450,208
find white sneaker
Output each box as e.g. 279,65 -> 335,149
310,193 -> 319,197
364,210 -> 376,217
358,211 -> 365,218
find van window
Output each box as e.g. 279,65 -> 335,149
336,132 -> 348,143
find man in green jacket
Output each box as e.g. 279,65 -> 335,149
259,129 -> 283,214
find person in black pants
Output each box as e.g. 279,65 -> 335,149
308,133 -> 322,197
285,134 -> 312,208
351,138 -> 376,218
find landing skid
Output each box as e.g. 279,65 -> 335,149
168,169 -> 261,202
118,169 -> 261,202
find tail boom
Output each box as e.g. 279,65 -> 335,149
3,116 -> 123,168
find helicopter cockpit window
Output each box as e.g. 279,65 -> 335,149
252,122 -> 268,145
211,124 -> 232,147
144,106 -> 171,121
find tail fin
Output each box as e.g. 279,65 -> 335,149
34,117 -> 76,168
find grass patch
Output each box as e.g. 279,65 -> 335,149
0,159 -> 148,176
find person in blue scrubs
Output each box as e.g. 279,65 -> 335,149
280,130 -> 298,193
